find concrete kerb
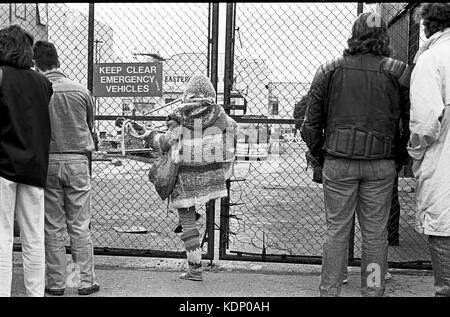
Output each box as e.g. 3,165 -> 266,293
13,252 -> 433,277
11,252 -> 435,297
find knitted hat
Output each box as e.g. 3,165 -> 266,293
182,74 -> 216,102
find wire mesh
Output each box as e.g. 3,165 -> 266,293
3,3 -> 211,257
222,2 -> 430,268
91,2 -> 211,254
2,3 -> 430,268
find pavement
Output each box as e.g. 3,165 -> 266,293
10,252 -> 435,297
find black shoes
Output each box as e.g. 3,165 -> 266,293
78,283 -> 100,295
45,287 -> 65,296
45,283 -> 100,296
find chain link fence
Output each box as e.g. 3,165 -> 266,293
3,3 -> 430,269
90,2 -> 212,256
220,2 -> 430,269
4,2 -> 214,259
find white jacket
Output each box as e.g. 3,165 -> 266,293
407,28 -> 450,236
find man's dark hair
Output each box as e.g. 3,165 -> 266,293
415,3 -> 450,36
344,12 -> 393,57
0,25 -> 34,69
33,40 -> 60,71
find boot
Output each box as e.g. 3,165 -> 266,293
179,262 -> 203,281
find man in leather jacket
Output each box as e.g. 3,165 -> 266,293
301,12 -> 411,297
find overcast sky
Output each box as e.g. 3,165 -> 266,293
64,2 -> 380,83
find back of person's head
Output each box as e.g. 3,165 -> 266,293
344,12 -> 393,57
182,74 -> 216,103
33,40 -> 60,72
0,25 -> 34,69
415,3 -> 450,38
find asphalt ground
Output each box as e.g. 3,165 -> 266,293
10,253 -> 434,298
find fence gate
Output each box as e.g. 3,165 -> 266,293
4,3 -> 431,270
6,2 -> 218,261
218,2 -> 431,270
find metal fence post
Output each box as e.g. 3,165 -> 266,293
209,2 -> 219,94
204,200 -> 215,263
223,2 -> 235,112
219,2 -> 236,259
87,3 -> 95,94
357,2 -> 363,15
87,3 -> 95,176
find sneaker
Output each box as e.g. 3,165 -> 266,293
179,263 -> 203,281
342,278 -> 348,284
78,283 -> 100,295
45,287 -> 65,296
385,272 -> 393,281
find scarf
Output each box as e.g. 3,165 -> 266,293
169,101 -> 237,166
414,27 -> 450,64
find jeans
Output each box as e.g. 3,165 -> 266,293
319,158 -> 396,297
428,235 -> 450,297
44,154 -> 96,290
0,176 -> 45,297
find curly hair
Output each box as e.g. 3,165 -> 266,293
0,25 -> 34,69
344,12 -> 393,57
415,3 -> 450,37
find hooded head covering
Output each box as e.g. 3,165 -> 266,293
182,74 -> 216,103
166,74 -> 225,129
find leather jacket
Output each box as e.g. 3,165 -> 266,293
301,53 -> 411,164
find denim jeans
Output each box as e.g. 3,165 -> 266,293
0,176 -> 45,297
319,158 -> 396,297
44,154 -> 96,290
428,235 -> 450,297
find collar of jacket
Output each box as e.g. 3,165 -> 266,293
42,68 -> 67,80
414,27 -> 450,63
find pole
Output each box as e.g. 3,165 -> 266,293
223,2 -> 235,114
87,3 -> 95,176
219,2 -> 236,260
210,3 -> 219,97
87,3 -> 95,94
357,3 -> 363,15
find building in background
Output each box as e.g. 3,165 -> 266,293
0,3 -> 120,87
48,3 -> 121,87
0,3 -> 48,41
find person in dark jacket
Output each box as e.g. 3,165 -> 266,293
301,12 -> 410,297
0,25 -> 53,297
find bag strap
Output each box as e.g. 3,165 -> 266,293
0,67 -> 3,86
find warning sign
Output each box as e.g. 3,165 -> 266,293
93,62 -> 163,97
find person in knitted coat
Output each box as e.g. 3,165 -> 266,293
125,74 -> 237,281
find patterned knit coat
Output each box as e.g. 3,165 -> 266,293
148,101 -> 237,209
